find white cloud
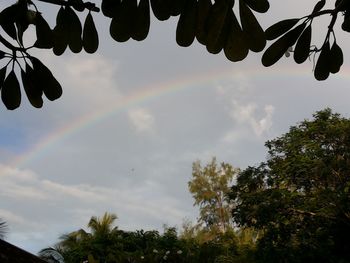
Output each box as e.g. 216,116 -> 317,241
230,101 -> 275,137
128,108 -> 156,134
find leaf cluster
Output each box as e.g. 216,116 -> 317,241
262,0 -> 348,80
0,0 -> 350,107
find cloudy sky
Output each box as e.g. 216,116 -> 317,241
1,0 -> 350,254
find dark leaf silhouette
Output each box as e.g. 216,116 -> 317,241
205,0 -> 233,54
329,42 -> 343,74
0,4 -> 19,40
53,7 -> 69,56
176,0 -> 197,47
102,0 -> 121,18
262,23 -> 306,67
341,11 -> 350,32
31,57 -> 62,101
293,24 -> 312,64
66,6 -> 83,53
0,66 -> 6,90
71,0 -> 86,12
224,11 -> 249,62
243,0 -> 270,13
240,1 -> 266,52
21,65 -> 43,108
168,0 -> 185,16
110,0 -> 137,42
196,0 -> 212,45
83,13 -> 99,53
132,0 -> 150,41
34,14 -> 53,49
150,0 -> 171,21
1,70 -> 21,110
312,0 -> 326,14
265,18 -> 300,40
314,41 -> 331,80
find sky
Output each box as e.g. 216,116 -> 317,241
1,0 -> 350,254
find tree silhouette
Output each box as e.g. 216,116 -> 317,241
0,0 -> 348,109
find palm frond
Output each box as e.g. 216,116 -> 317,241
38,246 -> 65,263
0,219 -> 8,239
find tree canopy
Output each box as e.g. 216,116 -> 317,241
188,158 -> 238,235
230,108 -> 350,262
0,0 -> 349,109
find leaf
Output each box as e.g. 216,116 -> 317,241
341,12 -> 350,32
52,7 -> 68,56
101,0 -> 121,18
150,0 -> 171,21
293,24 -> 312,64
265,18 -> 300,41
205,0 -> 233,54
240,1 -> 266,52
196,0 -> 212,45
312,0 -> 326,14
329,42 -> 343,74
1,71 -> 21,110
314,41 -> 331,81
0,4 -> 19,40
176,0 -> 197,47
83,13 -> 99,53
31,57 -> 62,101
243,0 -> 270,13
167,0 -> 186,16
262,23 -> 306,67
21,65 -> 43,108
70,0 -> 85,12
224,11 -> 249,62
0,66 -> 7,90
132,0 -> 150,41
65,7 -> 83,53
34,13 -> 53,49
14,1 -> 30,46
110,0 -> 136,42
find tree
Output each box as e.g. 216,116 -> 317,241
188,157 -> 239,236
0,218 -> 7,240
0,0 -> 349,110
230,108 -> 350,262
44,212 -> 119,263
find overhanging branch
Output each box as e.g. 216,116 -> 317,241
36,0 -> 100,12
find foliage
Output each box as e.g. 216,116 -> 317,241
0,0 -> 349,109
41,212 -> 243,263
0,218 -> 7,240
230,108 -> 350,263
188,157 -> 238,235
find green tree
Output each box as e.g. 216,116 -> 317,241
230,108 -> 350,263
47,212 -> 119,263
0,0 -> 348,109
188,157 -> 239,237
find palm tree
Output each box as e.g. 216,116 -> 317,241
48,212 -> 119,263
88,212 -> 118,236
38,246 -> 65,263
0,218 -> 7,240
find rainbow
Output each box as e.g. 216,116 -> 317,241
6,63 -> 346,169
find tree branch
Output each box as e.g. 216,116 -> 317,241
0,34 -> 26,52
36,0 -> 100,12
